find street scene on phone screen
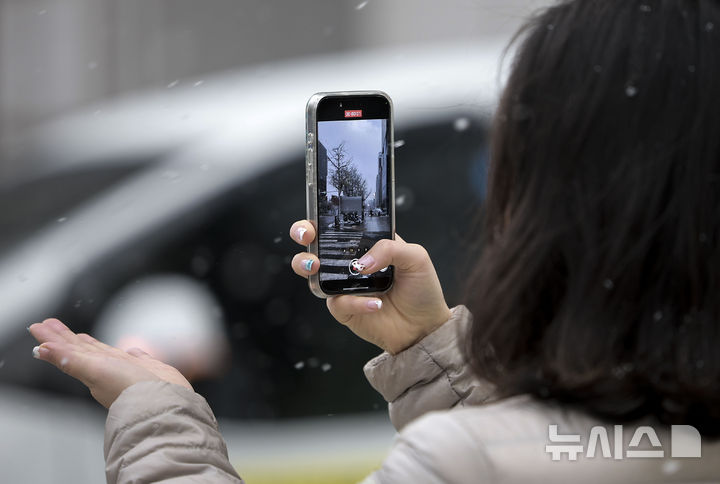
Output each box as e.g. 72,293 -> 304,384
317,119 -> 391,281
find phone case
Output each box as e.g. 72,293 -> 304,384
305,91 -> 396,298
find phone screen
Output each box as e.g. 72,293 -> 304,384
315,95 -> 394,294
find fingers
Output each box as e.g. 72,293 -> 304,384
353,236 -> 430,275
291,252 -> 320,278
289,220 -> 316,246
326,295 -> 383,324
29,318 -> 81,345
33,341 -> 93,383
290,221 -> 318,279
77,333 -> 115,352
30,319 -> 113,356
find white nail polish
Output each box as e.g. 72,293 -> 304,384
367,299 -> 382,311
297,227 -> 307,241
32,346 -> 40,359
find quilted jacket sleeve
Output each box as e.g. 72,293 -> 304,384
104,381 -> 244,484
363,305 -> 496,431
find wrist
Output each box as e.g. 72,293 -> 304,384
386,305 -> 453,355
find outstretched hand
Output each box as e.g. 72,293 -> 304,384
290,220 -> 452,355
29,319 -> 192,408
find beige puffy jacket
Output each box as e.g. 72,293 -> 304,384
104,306 -> 720,483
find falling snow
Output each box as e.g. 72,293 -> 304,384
355,1 -> 369,10
453,117 -> 470,132
161,170 -> 180,180
662,460 -> 681,475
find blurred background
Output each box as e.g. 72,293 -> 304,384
0,0 -> 552,482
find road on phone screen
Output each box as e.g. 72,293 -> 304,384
319,215 -> 391,281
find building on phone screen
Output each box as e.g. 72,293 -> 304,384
375,122 -> 388,213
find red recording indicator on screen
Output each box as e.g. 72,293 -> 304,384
344,110 -> 363,118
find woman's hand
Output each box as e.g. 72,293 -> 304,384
28,318 -> 192,408
290,220 -> 451,355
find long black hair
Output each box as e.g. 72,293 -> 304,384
465,0 -> 720,435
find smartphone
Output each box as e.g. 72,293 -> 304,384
305,91 -> 395,298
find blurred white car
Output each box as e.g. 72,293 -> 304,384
0,40 -> 504,482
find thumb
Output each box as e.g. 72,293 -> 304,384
354,236 -> 433,275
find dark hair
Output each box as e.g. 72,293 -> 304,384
465,0 -> 720,436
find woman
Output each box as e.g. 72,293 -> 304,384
28,1 -> 720,482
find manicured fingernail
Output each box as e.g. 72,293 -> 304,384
297,227 -> 307,242
33,345 -> 50,359
357,254 -> 375,271
302,259 -> 314,271
367,299 -> 382,311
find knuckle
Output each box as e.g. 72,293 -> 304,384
373,238 -> 393,251
407,243 -> 429,257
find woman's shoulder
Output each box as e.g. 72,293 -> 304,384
393,396 -> 719,483
384,395 -> 578,483
399,395 -> 577,462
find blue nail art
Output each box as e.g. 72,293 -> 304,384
303,259 -> 314,271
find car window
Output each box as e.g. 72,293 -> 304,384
0,164 -> 146,254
